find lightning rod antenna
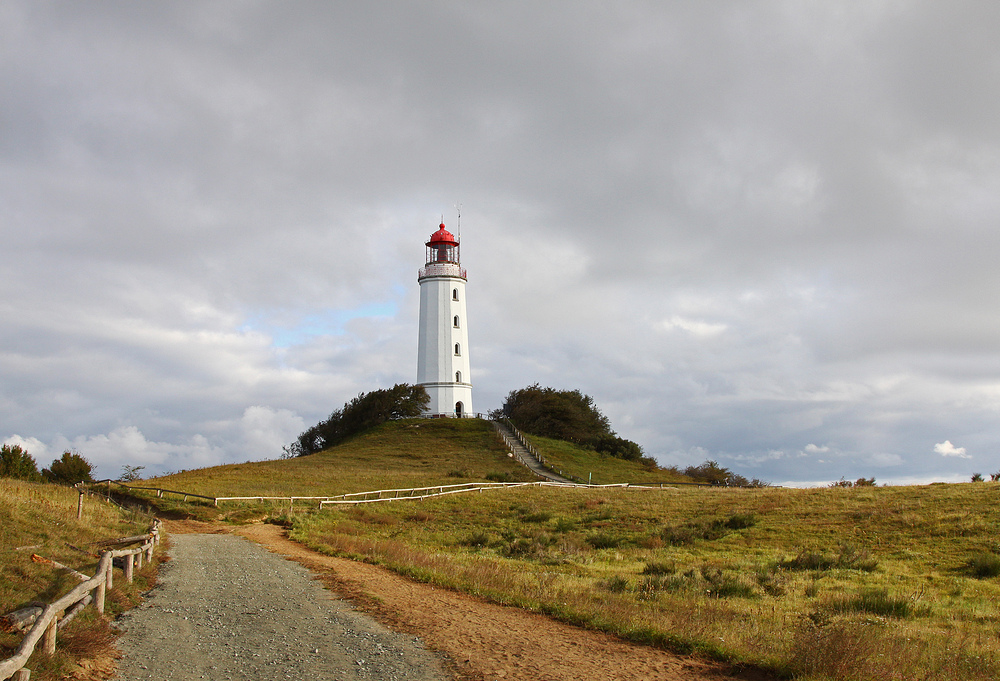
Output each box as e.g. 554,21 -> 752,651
455,202 -> 462,240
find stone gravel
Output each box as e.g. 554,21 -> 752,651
113,533 -> 449,681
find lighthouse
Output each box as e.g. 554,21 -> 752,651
416,222 -> 473,417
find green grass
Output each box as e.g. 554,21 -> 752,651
521,432 -> 689,484
0,479 -> 158,679
146,418 -> 534,496
0,479 -> 151,611
288,482 -> 1000,681
89,418 -> 1000,679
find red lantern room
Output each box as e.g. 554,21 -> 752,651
425,223 -> 460,265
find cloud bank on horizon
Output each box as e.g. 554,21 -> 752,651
2,2 -> 998,485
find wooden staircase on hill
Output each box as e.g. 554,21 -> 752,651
490,419 -> 575,484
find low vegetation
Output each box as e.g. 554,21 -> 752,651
288,481 -> 1000,681
20,389 -> 996,681
287,383 -> 429,457
127,419 -> 537,521
500,385 -> 650,465
0,478 -> 158,679
516,432 -> 685,484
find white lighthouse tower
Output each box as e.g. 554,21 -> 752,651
416,222 -> 473,417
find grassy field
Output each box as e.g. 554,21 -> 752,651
0,478 -> 158,679
106,417 -> 1000,679
290,481 -> 1000,681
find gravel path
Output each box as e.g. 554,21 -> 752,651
113,534 -> 449,681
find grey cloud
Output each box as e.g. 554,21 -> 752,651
3,1 -> 1000,484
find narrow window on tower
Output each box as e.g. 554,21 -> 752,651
453,288 -> 459,301
455,343 -> 461,356
456,371 -> 462,382
453,315 -> 460,328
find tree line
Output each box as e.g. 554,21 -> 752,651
1,444 -> 94,484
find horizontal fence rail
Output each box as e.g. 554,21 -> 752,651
0,521 -> 160,681
317,480 -> 685,507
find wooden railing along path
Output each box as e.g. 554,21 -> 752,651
0,521 -> 161,681
491,419 -> 585,483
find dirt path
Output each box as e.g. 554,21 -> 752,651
220,522 -> 771,681
113,532 -> 449,680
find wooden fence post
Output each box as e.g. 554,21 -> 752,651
43,616 -> 57,654
105,560 -> 114,590
13,668 -> 31,680
135,549 -> 143,570
77,491 -> 84,520
125,553 -> 134,583
95,577 -> 106,615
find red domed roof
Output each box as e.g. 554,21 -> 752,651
426,223 -> 458,247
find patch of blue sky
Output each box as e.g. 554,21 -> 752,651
244,301 -> 398,348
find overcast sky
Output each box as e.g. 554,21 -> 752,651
3,1 -> 999,485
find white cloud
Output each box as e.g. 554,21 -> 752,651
934,440 -> 969,458
804,443 -> 830,454
3,405 -> 306,479
234,406 -> 305,460
658,316 -> 728,337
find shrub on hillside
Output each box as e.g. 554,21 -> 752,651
967,552 -> 1000,578
828,587 -> 913,618
778,544 -> 878,572
289,383 -> 430,456
682,460 -> 768,487
500,384 -> 646,463
41,450 -> 94,484
1,443 -> 41,481
831,476 -> 877,488
501,384 -> 611,444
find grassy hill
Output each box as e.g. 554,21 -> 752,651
0,479 -> 156,679
140,418 -> 537,499
522,432 -> 690,484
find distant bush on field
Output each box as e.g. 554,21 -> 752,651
41,450 -> 94,484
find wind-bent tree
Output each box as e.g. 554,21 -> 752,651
289,383 -> 430,456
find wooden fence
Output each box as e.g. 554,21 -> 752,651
0,521 -> 161,681
316,480 -> 686,507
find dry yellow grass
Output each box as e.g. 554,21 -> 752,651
1,478 -> 157,679
105,418 -> 1000,679
293,482 -> 1000,680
